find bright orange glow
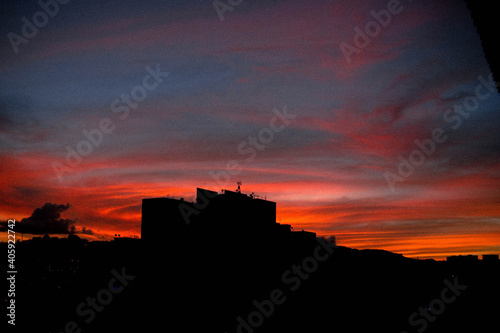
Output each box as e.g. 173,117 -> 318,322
1,153 -> 499,260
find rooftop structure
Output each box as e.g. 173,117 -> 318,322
141,185 -> 315,245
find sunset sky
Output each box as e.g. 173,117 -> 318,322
1,0 -> 499,260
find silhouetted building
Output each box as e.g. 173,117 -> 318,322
483,254 -> 499,262
291,229 -> 317,243
113,236 -> 140,245
141,197 -> 190,242
446,254 -> 479,263
141,187 -> 314,245
196,188 -> 277,232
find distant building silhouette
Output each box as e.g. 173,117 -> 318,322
113,235 -> 140,245
446,254 -> 479,263
483,254 -> 500,262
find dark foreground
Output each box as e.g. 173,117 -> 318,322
3,234 -> 499,333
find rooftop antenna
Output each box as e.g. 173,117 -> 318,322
236,180 -> 242,193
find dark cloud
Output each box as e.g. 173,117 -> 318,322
0,203 -> 92,235
79,227 -> 94,235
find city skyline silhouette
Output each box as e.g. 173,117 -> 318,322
2,0 -> 500,332
4,187 -> 500,332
